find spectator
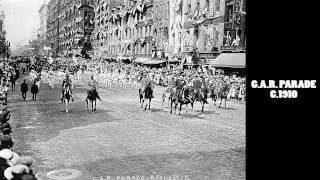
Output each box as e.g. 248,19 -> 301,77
30,81 -> 38,101
20,80 -> 28,101
10,75 -> 16,92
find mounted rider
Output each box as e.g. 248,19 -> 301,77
140,73 -> 154,98
87,74 -> 101,101
174,72 -> 186,98
192,74 -> 203,99
61,72 -> 73,101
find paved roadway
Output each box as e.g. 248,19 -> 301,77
8,72 -> 245,180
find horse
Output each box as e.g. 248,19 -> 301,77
210,81 -> 232,109
139,84 -> 153,111
61,83 -> 73,113
86,88 -> 99,112
177,86 -> 194,116
189,85 -> 209,113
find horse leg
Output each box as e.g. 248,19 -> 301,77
186,104 -> 188,115
162,93 -> 166,109
65,100 -> 68,113
144,99 -> 147,111
201,101 -> 204,113
86,98 -> 89,109
92,100 -> 94,112
191,102 -> 194,112
225,98 -> 227,109
174,101 -> 178,114
61,98 -> 64,110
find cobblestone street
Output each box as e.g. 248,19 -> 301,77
8,73 -> 245,180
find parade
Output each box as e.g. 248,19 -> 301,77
0,0 -> 246,179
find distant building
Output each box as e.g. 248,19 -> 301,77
0,10 -> 5,40
46,0 -> 95,57
0,9 -> 9,58
93,0 -> 155,63
38,0 -> 49,56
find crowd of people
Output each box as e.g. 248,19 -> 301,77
0,60 -> 38,179
82,61 -> 246,102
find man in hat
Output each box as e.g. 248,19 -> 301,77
174,74 -> 186,99
86,74 -> 101,101
20,79 -> 28,101
61,73 -> 73,101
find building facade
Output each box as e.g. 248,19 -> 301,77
0,9 -> 9,58
152,0 -> 169,59
38,0 -> 49,56
0,10 -> 5,40
46,0 -> 95,57
90,0 -> 245,62
222,0 -> 246,49
93,0 -> 156,62
180,0 -> 226,64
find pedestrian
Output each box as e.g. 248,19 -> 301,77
10,74 -> 16,92
30,81 -> 38,101
20,79 -> 28,101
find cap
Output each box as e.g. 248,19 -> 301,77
2,128 -> 12,135
14,156 -> 34,167
0,134 -> 12,142
4,164 -> 30,180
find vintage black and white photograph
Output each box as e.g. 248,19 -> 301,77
0,0 -> 246,179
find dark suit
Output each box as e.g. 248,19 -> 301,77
21,82 -> 28,101
31,84 -> 38,101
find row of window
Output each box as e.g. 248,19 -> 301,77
96,42 -> 153,55
96,25 -> 153,42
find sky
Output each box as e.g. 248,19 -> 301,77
0,0 -> 47,50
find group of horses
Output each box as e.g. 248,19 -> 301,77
60,74 -> 243,115
139,77 -> 236,116
61,82 -> 99,113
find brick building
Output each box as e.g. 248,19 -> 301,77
46,0 -> 95,57
93,0 -> 156,63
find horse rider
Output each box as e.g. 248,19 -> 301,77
87,74 -> 102,101
140,74 -> 154,98
174,73 -> 186,99
193,74 -> 203,99
61,73 -> 73,101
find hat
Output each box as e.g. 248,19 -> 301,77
4,165 -> 30,180
2,128 -> 12,135
0,134 -> 12,142
13,156 -> 34,167
0,149 -> 19,162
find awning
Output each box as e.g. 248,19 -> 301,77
135,58 -> 165,64
143,59 -> 166,65
210,53 -> 246,68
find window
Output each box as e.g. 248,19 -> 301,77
227,4 -> 234,22
216,0 -> 221,13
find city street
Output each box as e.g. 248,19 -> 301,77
8,73 -> 245,180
